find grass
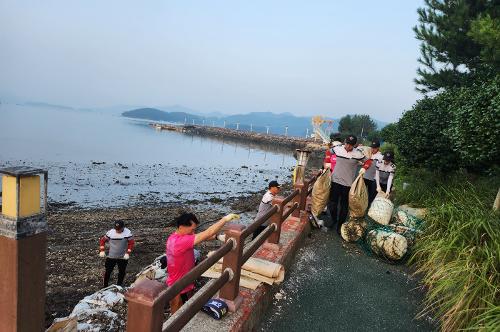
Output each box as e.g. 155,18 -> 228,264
393,170 -> 500,331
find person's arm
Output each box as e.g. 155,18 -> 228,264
99,235 -> 109,257
386,173 -> 394,196
359,159 -> 372,175
194,214 -> 239,245
375,169 -> 382,192
123,236 -> 135,259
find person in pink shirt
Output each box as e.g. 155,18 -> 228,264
166,212 -> 238,313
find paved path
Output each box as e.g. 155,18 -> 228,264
259,225 -> 436,332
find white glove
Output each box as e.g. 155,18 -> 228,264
123,253 -> 130,260
222,213 -> 240,222
99,251 -> 106,258
358,168 -> 366,175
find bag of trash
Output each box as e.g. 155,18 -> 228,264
340,218 -> 367,242
349,173 -> 368,218
368,194 -> 394,225
394,209 -> 422,229
311,169 -> 331,217
366,229 -> 408,260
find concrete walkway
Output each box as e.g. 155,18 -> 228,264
259,226 -> 436,332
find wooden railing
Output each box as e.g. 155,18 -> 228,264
126,171 -> 320,332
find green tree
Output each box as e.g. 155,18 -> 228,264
338,114 -> 377,139
367,130 -> 380,142
414,0 -> 497,93
338,115 -> 353,133
353,114 -> 377,139
468,14 -> 500,68
380,123 -> 397,143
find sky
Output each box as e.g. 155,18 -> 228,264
0,1 -> 425,122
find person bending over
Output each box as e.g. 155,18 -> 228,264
376,151 -> 396,198
166,212 -> 239,314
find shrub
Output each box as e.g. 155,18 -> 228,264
395,96 -> 459,172
446,74 -> 500,171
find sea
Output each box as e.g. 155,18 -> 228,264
0,104 -> 296,207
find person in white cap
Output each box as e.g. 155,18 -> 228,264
375,151 -> 396,198
363,139 -> 384,206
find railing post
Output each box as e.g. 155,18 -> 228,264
293,182 -> 307,217
266,197 -> 284,246
219,224 -> 245,312
125,279 -> 167,332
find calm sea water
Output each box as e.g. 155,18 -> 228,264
0,104 -> 296,207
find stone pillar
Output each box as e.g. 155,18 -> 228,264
0,166 -> 48,332
125,279 -> 167,332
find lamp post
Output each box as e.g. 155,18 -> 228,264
293,149 -> 311,184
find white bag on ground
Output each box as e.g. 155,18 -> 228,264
366,229 -> 408,260
368,194 -> 394,225
311,169 -> 331,217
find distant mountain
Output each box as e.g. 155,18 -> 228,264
122,106 -> 388,137
24,101 -> 73,110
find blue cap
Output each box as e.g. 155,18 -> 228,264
202,299 -> 228,320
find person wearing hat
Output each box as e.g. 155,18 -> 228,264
363,139 -> 384,206
166,212 -> 239,313
99,220 -> 135,287
324,133 -> 343,173
375,151 -> 396,198
252,180 -> 281,240
328,134 -> 371,234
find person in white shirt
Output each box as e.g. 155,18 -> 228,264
253,180 -> 281,240
375,151 -> 396,198
363,139 -> 384,206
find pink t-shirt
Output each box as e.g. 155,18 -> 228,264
166,233 -> 196,293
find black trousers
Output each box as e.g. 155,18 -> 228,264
364,178 -> 377,207
104,257 -> 128,287
380,182 -> 392,194
327,182 -> 350,232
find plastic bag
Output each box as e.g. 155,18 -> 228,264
349,173 -> 368,217
310,169 -> 331,217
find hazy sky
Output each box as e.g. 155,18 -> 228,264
0,1 -> 424,122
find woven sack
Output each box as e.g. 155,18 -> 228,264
366,229 -> 408,260
311,169 -> 331,217
368,194 -> 394,225
340,218 -> 367,242
349,173 -> 368,218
